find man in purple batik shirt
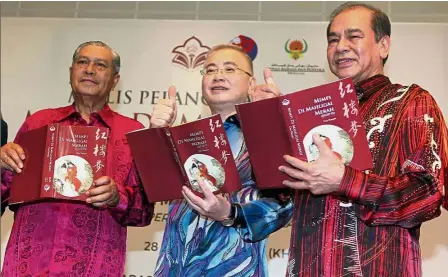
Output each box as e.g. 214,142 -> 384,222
1,41 -> 153,276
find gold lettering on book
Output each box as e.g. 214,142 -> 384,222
71,143 -> 88,148
314,107 -> 335,115
313,95 -> 331,103
305,102 -> 333,112
179,128 -> 210,153
65,138 -> 88,143
299,97 -> 335,119
183,136 -> 205,143
287,107 -> 303,156
47,133 -> 55,172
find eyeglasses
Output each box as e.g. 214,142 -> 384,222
200,66 -> 252,77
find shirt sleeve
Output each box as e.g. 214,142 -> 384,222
338,93 -> 448,228
108,160 -> 154,227
230,180 -> 294,242
1,169 -> 13,216
1,119 -> 30,216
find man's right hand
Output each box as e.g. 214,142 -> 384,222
1,142 -> 25,173
149,85 -> 178,128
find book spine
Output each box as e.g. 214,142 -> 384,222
164,128 -> 189,185
41,124 -> 58,197
280,97 -> 304,158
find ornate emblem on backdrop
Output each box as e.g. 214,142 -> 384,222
172,36 -> 211,71
229,35 -> 258,61
269,37 -> 325,75
285,38 -> 308,60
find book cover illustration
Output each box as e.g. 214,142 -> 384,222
166,114 -> 240,196
52,155 -> 94,197
42,124 -> 109,200
236,78 -> 373,189
281,79 -> 369,166
303,125 -> 354,164
9,124 -> 109,204
126,114 -> 241,202
184,154 -> 225,193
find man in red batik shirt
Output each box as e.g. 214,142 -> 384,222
0,41 -> 153,276
274,2 -> 448,277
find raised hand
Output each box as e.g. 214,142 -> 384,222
149,85 -> 177,128
250,68 -> 281,102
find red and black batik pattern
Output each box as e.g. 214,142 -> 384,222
288,75 -> 448,277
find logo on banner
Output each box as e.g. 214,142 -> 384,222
269,38 -> 325,75
172,36 -> 211,71
285,38 -> 308,60
229,35 -> 258,61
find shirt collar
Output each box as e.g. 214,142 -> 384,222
224,113 -> 241,129
355,74 -> 391,102
55,103 -> 114,128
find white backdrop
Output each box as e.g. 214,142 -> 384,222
1,18 -> 447,277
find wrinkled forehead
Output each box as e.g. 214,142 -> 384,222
329,7 -> 373,33
204,48 -> 250,69
76,45 -> 113,62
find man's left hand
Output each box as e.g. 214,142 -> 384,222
279,133 -> 345,195
182,178 -> 231,221
86,176 -> 119,208
250,68 -> 281,102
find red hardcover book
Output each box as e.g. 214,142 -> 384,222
126,114 -> 241,203
236,78 -> 373,189
9,124 -> 109,204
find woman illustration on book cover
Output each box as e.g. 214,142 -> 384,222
63,161 -> 82,192
310,135 -> 343,161
190,158 -> 218,191
184,154 -> 226,193
54,155 -> 94,197
305,125 -> 354,165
